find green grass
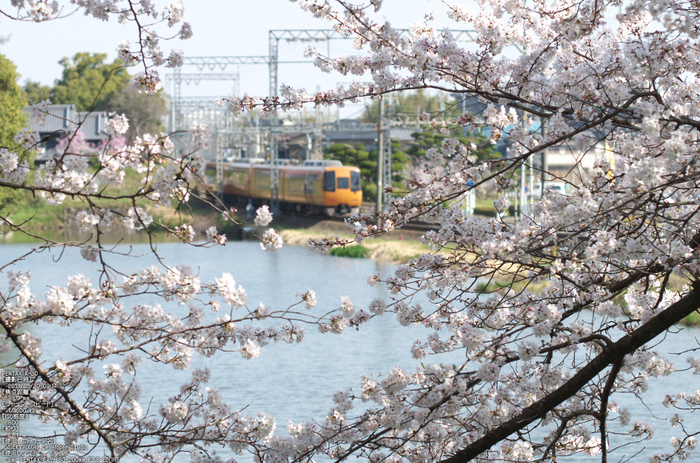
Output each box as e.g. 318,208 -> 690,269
0,167 -> 187,235
475,281 -> 508,292
329,244 -> 370,258
682,311 -> 700,327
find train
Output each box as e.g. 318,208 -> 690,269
203,159 -> 363,216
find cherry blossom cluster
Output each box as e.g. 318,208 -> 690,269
6,0 -> 700,462
270,1 -> 700,461
0,259 -> 349,461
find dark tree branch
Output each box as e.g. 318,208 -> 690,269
599,359 -> 623,462
441,284 -> 700,463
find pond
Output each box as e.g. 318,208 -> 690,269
0,239 -> 698,462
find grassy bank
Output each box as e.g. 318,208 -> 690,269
277,226 -> 431,263
0,168 -> 204,238
682,311 -> 700,327
329,244 -> 371,258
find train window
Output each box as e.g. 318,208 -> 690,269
254,171 -> 270,188
337,177 -> 350,189
305,174 -> 315,194
288,177 -> 305,193
228,170 -> 247,187
323,171 -> 336,192
351,171 -> 361,192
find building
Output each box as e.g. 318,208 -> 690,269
25,104 -> 110,163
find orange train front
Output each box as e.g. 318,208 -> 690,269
205,159 -> 362,217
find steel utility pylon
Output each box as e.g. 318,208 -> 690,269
267,29 -> 478,98
169,28 -> 477,211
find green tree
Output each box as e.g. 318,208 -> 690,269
389,140 -> 409,185
0,54 -> 28,205
359,89 -> 462,123
406,127 -> 499,163
51,52 -> 131,111
325,143 -> 376,182
108,85 -> 167,138
0,53 -> 27,148
22,80 -> 52,105
50,52 -> 167,138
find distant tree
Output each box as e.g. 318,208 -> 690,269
49,52 -> 166,138
51,52 -> 131,112
387,139 -> 409,187
359,89 -> 462,123
406,127 -> 499,163
0,53 -> 27,148
22,79 -> 51,105
0,54 -> 27,205
325,143 -> 375,182
108,85 -> 167,139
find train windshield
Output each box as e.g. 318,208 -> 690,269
351,171 -> 361,192
337,177 -> 350,189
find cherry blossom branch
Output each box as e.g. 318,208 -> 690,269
441,284 -> 700,463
